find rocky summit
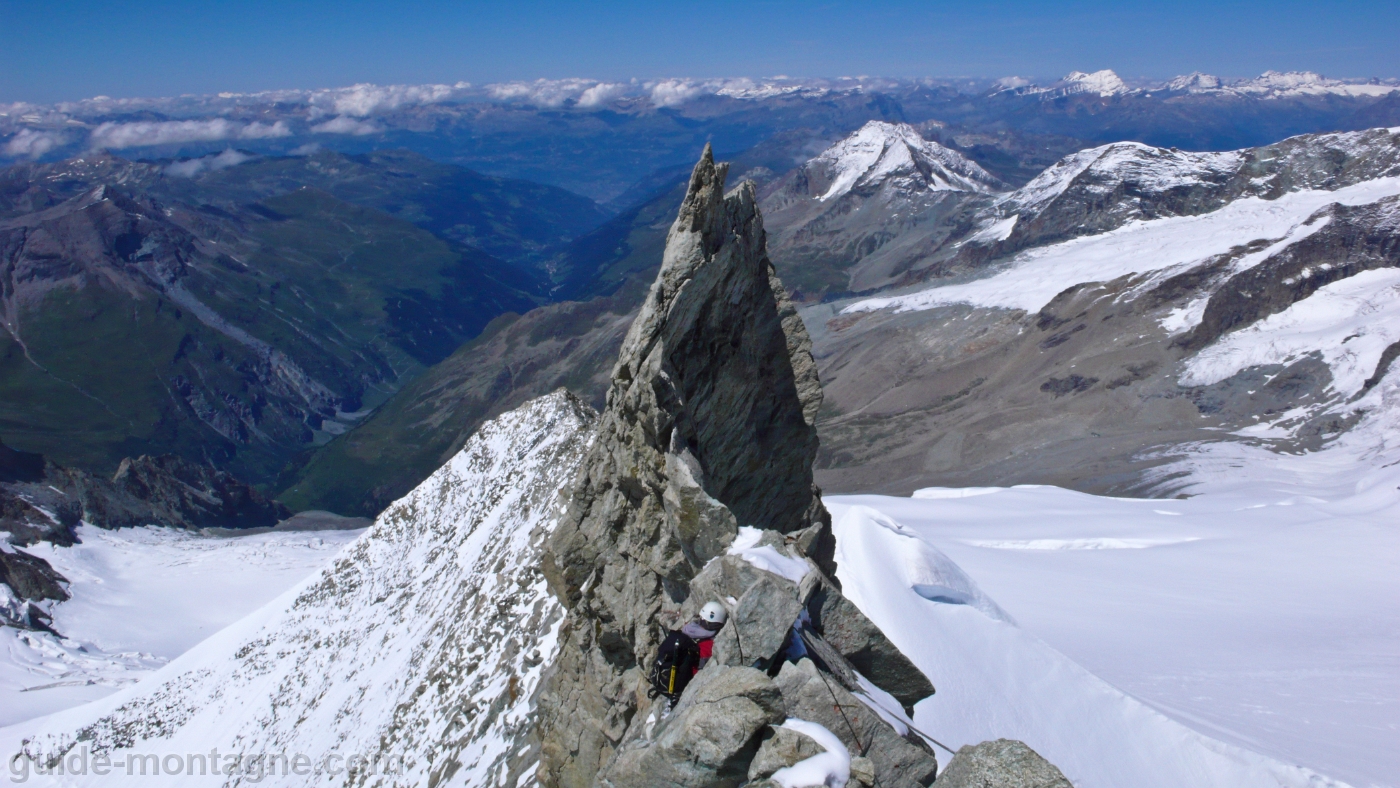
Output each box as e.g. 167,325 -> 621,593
536,146 -> 938,787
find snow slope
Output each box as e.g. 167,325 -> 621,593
827,485 -> 1397,788
1,391 -> 595,787
2,526 -> 363,727
1183,266 -> 1400,396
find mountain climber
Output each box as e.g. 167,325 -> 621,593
684,601 -> 728,671
647,601 -> 728,704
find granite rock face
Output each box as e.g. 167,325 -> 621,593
536,145 -> 833,786
535,146 -> 933,787
803,571 -> 936,714
0,549 -> 68,602
936,739 -> 1074,788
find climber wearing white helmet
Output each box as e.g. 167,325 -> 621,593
647,600 -> 731,704
682,601 -> 729,671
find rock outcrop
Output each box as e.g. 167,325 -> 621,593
0,441 -> 289,547
600,666 -> 787,787
109,453 -> 290,530
936,739 -> 1074,788
0,547 -> 69,631
0,549 -> 68,602
536,146 -> 936,787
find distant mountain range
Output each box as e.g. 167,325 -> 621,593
6,70 -> 1399,201
4,73 -> 1400,516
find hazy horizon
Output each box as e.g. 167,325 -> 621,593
4,0 -> 1397,104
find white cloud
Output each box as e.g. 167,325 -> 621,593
648,79 -> 706,108
309,83 -> 466,117
89,119 -> 291,149
290,142 -> 321,156
3,128 -> 64,159
487,78 -> 603,107
310,115 -> 383,135
164,148 -> 255,177
576,82 -> 629,108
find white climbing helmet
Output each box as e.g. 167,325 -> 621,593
699,601 -> 728,625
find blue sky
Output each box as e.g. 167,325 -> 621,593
3,0 -> 1397,103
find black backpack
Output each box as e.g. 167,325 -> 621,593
648,630 -> 701,702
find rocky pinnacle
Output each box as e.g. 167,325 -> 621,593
536,145 -> 837,787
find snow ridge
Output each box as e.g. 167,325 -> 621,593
5,391 -> 596,787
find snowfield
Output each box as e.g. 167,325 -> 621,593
828,482 -> 1398,788
2,526 -> 363,727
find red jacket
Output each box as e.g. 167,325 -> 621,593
681,619 -> 721,674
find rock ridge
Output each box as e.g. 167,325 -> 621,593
535,146 -> 935,787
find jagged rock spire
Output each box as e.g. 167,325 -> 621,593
536,146 -> 833,787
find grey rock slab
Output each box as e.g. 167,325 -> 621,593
599,666 -> 784,788
935,739 -> 1073,788
803,573 -> 936,714
711,574 -> 804,671
774,660 -> 938,788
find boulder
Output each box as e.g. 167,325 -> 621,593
688,555 -> 774,611
803,572 -> 936,714
773,659 -> 939,788
711,574 -> 804,671
747,725 -> 825,782
850,755 -> 877,787
599,666 -> 784,788
935,739 -> 1073,788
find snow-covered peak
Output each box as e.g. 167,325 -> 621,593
1166,72 -> 1224,92
812,120 -> 1004,201
1000,70 -> 1137,100
1060,69 -> 1132,97
1003,141 -> 1245,218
